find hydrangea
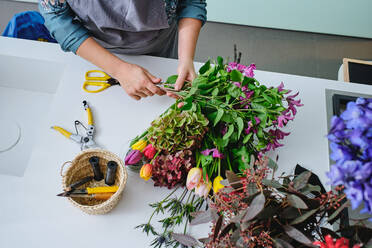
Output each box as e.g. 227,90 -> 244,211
327,97 -> 372,215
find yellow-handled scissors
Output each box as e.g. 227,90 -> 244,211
83,70 -> 120,93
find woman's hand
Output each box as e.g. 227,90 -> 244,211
115,63 -> 166,100
166,59 -> 196,98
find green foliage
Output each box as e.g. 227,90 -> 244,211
147,108 -> 209,153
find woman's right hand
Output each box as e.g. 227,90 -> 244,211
114,63 -> 166,100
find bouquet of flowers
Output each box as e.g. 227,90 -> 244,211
327,98 -> 372,215
125,56 -> 304,247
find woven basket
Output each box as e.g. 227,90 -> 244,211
61,149 -> 127,215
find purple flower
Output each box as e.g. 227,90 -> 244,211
349,129 -> 369,149
125,149 -> 143,165
220,124 -> 228,136
329,116 -> 345,133
344,182 -> 364,209
277,113 -> 294,128
355,162 -> 372,181
268,129 -> 290,140
201,148 -> 224,159
329,142 -> 353,164
341,102 -> 368,130
362,183 -> 372,213
362,147 -> 372,161
243,64 -> 256,78
277,82 -> 285,92
327,164 -> 346,185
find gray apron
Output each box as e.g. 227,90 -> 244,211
66,0 -> 178,58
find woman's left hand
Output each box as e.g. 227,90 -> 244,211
167,59 -> 196,98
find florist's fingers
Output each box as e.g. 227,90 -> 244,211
145,70 -> 162,84
129,93 -> 141,101
166,91 -> 180,99
175,73 -> 187,91
142,88 -> 154,97
146,82 -> 166,96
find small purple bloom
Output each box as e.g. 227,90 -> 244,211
125,149 -> 143,165
243,64 -> 256,78
349,129 -> 369,149
277,82 -> 285,92
363,183 -> 372,213
201,148 -> 224,159
355,162 -> 372,181
344,182 -> 364,209
327,164 -> 345,185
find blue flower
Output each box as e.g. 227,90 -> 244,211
341,102 -> 368,130
355,162 -> 372,181
348,129 -> 369,150
327,164 -> 345,185
362,183 -> 372,214
329,142 -> 353,164
344,182 -> 364,210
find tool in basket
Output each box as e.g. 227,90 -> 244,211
57,186 -> 119,197
62,193 -> 114,200
51,100 -> 97,150
83,70 -> 120,93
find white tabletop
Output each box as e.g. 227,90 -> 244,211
0,37 -> 371,248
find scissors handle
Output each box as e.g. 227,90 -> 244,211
82,81 -> 110,93
85,70 -> 111,81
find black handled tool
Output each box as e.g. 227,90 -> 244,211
105,161 -> 118,186
89,156 -> 103,181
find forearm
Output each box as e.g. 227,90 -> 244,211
178,18 -> 202,62
76,37 -> 129,78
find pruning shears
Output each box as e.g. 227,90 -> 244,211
51,100 -> 98,150
83,70 -> 120,93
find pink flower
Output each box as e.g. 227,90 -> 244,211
142,144 -> 157,159
268,129 -> 290,140
277,113 -> 294,128
277,82 -> 285,92
243,64 -> 256,78
201,148 -> 224,159
186,168 -> 202,190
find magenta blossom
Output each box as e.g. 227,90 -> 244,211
226,62 -> 256,78
201,148 -> 224,159
268,129 -> 290,140
277,113 -> 294,128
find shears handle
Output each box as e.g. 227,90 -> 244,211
82,81 -> 110,93
85,70 -> 111,81
51,126 -> 72,138
83,101 -> 94,126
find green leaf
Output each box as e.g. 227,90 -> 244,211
186,86 -> 198,97
166,75 -> 178,84
223,124 -> 234,140
199,60 -> 210,75
243,133 -> 253,144
293,171 -> 312,190
230,69 -> 243,82
242,193 -> 265,222
290,209 -> 318,225
217,56 -> 223,68
214,109 -> 224,127
267,157 -> 278,171
283,226 -> 313,246
236,117 -> 244,139
227,84 -> 241,98
328,201 -> 350,223
212,88 -> 219,96
262,179 -> 282,189
287,194 -> 308,209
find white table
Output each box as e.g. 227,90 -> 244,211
0,37 -> 371,248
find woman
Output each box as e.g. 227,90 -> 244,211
39,0 -> 206,100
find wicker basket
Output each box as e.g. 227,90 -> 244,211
61,149 -> 127,215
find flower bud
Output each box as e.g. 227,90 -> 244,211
131,139 -> 147,151
140,163 -> 152,181
143,144 -> 156,159
177,102 -> 185,108
213,176 -> 225,193
186,168 -> 202,190
125,149 -> 143,165
195,180 -> 212,198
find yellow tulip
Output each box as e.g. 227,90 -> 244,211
213,176 -> 225,193
131,139 -> 147,152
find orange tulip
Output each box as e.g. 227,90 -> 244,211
140,163 -> 152,181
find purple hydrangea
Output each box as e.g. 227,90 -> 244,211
327,97 -> 372,216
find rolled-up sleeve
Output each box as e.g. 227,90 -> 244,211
38,0 -> 90,53
177,0 -> 207,25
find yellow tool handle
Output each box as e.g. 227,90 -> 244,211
51,126 -> 72,138
86,107 -> 93,125
85,70 -> 111,81
94,192 -> 114,200
82,81 -> 110,93
86,186 -> 118,194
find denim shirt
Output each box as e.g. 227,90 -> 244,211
39,0 -> 207,54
